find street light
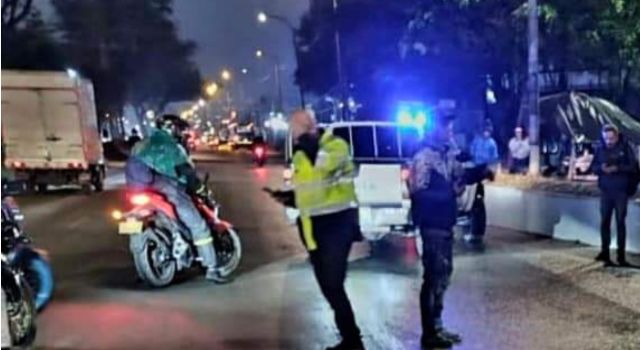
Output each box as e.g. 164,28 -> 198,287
198,98 -> 206,107
255,49 -> 284,113
256,11 -> 305,108
241,68 -> 249,75
205,82 -> 219,97
221,69 -> 232,81
257,12 -> 268,23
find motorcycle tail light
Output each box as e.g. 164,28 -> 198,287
111,210 -> 123,220
130,194 -> 151,206
255,147 -> 265,157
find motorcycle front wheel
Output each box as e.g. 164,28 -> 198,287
214,228 -> 242,277
131,230 -> 176,288
3,275 -> 37,347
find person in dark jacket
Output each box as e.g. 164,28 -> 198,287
592,124 -> 638,267
409,113 -> 489,349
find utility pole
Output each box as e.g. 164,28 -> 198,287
333,0 -> 347,120
274,63 -> 284,113
527,0 -> 540,175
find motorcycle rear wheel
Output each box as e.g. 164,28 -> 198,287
214,228 -> 242,277
132,230 -> 176,288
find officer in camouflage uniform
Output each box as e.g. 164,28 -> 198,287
409,113 -> 488,349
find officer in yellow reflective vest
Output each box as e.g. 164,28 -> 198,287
268,110 -> 363,350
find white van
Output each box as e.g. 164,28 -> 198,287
285,121 -> 422,242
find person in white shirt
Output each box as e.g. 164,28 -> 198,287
508,127 -> 530,174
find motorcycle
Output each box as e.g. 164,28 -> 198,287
2,259 -> 36,347
252,144 -> 267,167
113,176 -> 242,287
1,193 -> 54,312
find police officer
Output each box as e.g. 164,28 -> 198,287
267,110 -> 363,350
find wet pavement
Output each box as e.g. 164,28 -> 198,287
12,151 -> 640,349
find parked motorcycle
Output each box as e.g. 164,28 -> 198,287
113,177 -> 242,287
2,194 -> 54,311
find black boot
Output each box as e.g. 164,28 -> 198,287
421,332 -> 454,349
617,256 -> 632,267
326,338 -> 365,350
595,251 -> 609,262
436,327 -> 462,344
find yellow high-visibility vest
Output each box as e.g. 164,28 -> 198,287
292,131 -> 357,250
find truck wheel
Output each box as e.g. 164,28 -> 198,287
36,184 -> 47,194
91,167 -> 105,192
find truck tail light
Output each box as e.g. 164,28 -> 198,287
12,161 -> 26,168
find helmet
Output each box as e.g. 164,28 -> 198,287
155,114 -> 190,138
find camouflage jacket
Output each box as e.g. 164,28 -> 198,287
409,140 -> 464,195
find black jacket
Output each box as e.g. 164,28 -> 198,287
592,139 -> 637,195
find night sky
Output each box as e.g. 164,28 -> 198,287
38,0 -> 310,109
172,0 -> 310,107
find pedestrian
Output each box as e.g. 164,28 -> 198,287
409,113 -> 490,349
508,126 -> 530,174
592,125 -> 639,267
468,127 -> 499,245
266,110 -> 363,350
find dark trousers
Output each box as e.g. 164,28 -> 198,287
420,228 -> 454,335
306,210 -> 361,342
471,183 -> 487,239
600,192 -> 629,260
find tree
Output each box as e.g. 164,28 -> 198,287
2,9 -> 65,70
296,0 -> 416,118
51,0 -> 202,122
2,0 -> 32,29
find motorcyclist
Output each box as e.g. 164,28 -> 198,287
125,114 -> 227,283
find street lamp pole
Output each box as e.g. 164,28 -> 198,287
332,0 -> 347,120
257,12 -> 306,109
256,50 -> 284,114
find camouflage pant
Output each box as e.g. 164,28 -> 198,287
420,228 -> 454,334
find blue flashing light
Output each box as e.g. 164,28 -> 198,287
396,102 -> 433,133
397,109 -> 413,126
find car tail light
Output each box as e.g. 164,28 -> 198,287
130,194 -> 151,206
12,161 -> 25,168
68,162 -> 85,169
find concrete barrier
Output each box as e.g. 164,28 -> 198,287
485,185 -> 640,253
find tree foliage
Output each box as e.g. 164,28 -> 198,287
297,0 -> 640,122
50,0 -> 202,119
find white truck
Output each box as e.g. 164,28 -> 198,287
285,122 -> 423,244
1,70 -> 105,193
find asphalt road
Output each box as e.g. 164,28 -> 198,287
12,150 -> 640,350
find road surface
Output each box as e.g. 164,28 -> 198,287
12,151 -> 640,350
